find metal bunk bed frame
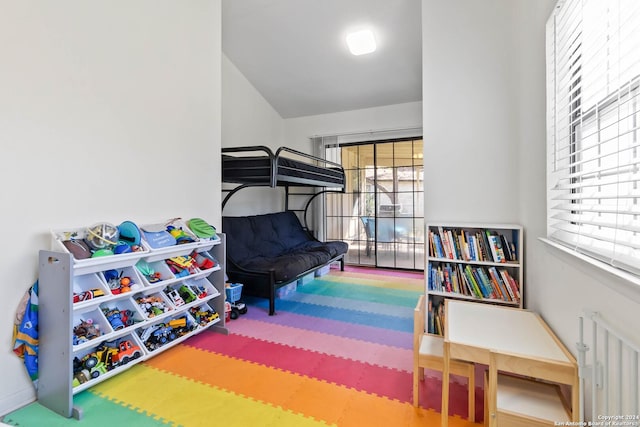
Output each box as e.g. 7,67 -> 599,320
221,145 -> 346,232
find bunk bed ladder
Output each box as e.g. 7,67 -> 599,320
577,311 -> 640,423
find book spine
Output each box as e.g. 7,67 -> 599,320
471,267 -> 488,298
468,234 -> 477,261
459,230 -> 469,261
488,266 -> 510,301
463,265 -> 482,298
503,269 -> 521,302
477,268 -> 496,299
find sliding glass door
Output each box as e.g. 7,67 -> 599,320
325,139 -> 424,270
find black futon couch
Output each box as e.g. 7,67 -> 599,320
222,211 -> 348,315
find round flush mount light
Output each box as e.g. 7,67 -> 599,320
346,29 -> 377,56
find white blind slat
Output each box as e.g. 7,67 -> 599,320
547,0 -> 640,278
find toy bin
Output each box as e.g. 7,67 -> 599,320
71,333 -> 145,390
98,265 -> 145,297
225,283 -> 247,320
162,283 -> 198,308
298,272 -> 314,286
164,255 -> 200,280
72,307 -> 112,350
99,299 -> 145,333
225,283 -> 243,304
132,290 -> 174,320
314,265 -> 331,277
51,227 -> 149,275
137,313 -> 197,353
72,273 -> 110,308
188,302 -> 221,327
140,218 -> 216,262
183,277 -> 218,300
189,250 -> 219,273
136,259 -> 176,288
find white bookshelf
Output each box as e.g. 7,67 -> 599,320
425,222 -> 523,336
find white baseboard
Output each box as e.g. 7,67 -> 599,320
0,388 -> 35,419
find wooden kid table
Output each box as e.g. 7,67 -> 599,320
440,299 -> 578,426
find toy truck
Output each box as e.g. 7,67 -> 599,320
111,340 -> 143,365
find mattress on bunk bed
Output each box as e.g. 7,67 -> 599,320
221,154 -> 344,186
222,211 -> 348,283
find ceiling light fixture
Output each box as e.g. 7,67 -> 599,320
346,29 -> 377,56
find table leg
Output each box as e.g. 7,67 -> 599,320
572,375 -> 579,421
441,341 -> 450,427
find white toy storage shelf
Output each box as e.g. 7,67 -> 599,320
38,226 -> 227,419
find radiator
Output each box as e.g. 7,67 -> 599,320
578,311 -> 640,423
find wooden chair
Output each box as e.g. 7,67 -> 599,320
413,295 -> 475,421
485,350 -> 576,427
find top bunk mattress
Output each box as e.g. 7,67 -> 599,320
222,146 -> 344,188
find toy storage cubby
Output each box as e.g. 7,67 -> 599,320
38,230 -> 227,420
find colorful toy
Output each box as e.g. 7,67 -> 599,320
73,288 -> 105,304
136,260 -> 163,283
187,283 -> 207,299
85,222 -> 119,251
135,295 -> 170,317
189,306 -> 219,326
103,308 -> 137,330
191,251 -> 217,270
138,316 -> 194,351
165,288 -> 185,307
77,339 -> 142,378
225,283 -> 248,320
166,225 -> 195,244
73,318 -> 102,345
177,285 -> 197,304
103,269 -> 139,294
166,255 -> 197,277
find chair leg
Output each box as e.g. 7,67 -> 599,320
413,363 -> 419,407
467,364 -> 475,422
419,366 -> 424,381
483,371 -> 489,427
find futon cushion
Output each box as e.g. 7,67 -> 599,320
224,211 -> 321,264
223,211 -> 348,283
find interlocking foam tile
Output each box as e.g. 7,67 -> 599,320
243,297 -> 413,332
143,344 -> 447,426
283,292 -> 413,318
296,278 -> 421,308
2,387 -> 170,427
90,363 -> 325,427
216,319 -> 412,371
321,271 -> 424,291
242,302 -> 413,347
190,331 -> 412,401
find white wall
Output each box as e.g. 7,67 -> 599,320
284,101 -> 422,150
0,0 -> 222,415
221,53 -> 286,216
422,0 -> 522,223
423,0 -> 640,367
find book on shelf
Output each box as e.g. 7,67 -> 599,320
458,229 -> 470,261
500,234 -> 514,262
429,231 -> 444,258
499,268 -> 521,302
488,266 -> 512,301
428,297 -> 446,335
476,267 -> 497,299
428,298 -> 434,334
463,265 -> 483,298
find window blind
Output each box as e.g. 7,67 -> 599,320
547,0 -> 640,276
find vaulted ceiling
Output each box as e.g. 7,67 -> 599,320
222,0 -> 422,119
